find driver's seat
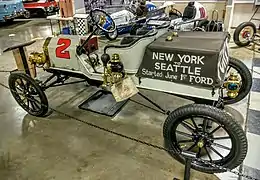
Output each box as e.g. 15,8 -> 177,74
120,29 -> 151,45
182,2 -> 196,21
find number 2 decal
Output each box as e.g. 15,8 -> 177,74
56,38 -> 71,59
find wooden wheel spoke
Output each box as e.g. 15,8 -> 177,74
178,139 -> 194,144
209,125 -> 222,135
197,147 -> 202,158
202,119 -> 208,133
208,146 -> 224,159
26,99 -> 30,109
16,86 -> 23,92
30,100 -> 40,111
181,122 -> 195,133
190,117 -> 199,130
32,100 -> 41,109
204,146 -> 213,162
19,78 -> 26,91
187,143 -> 196,151
211,142 -> 231,151
212,136 -> 230,140
176,130 -> 193,138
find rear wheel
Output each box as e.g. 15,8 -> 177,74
163,104 -> 247,173
8,72 -> 49,117
233,22 -> 256,47
24,10 -> 31,19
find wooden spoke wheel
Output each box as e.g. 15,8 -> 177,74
163,104 -> 247,173
8,72 -> 49,117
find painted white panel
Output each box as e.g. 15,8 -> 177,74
48,35 -> 81,71
133,77 -> 220,100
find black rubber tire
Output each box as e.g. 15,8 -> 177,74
163,104 -> 248,174
130,24 -> 142,35
224,57 -> 252,105
8,72 -> 49,117
24,10 -> 31,19
5,18 -> 14,24
105,29 -> 118,41
233,22 -> 256,47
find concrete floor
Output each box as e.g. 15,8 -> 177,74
0,19 -> 256,180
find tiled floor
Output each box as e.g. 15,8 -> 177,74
242,57 -> 260,180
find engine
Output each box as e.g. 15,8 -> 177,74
223,72 -> 241,98
101,53 -> 125,86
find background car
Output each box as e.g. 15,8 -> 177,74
22,0 -> 59,18
0,0 -> 25,22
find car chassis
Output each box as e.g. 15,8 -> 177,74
4,8 -> 251,176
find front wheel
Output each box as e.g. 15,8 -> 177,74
223,57 -> 252,105
8,72 -> 49,117
233,22 -> 256,47
105,28 -> 118,41
163,104 -> 247,174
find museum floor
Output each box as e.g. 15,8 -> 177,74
0,19 -> 259,180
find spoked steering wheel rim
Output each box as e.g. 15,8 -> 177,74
169,8 -> 182,18
90,8 -> 116,33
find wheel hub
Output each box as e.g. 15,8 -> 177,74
242,31 -> 250,38
197,139 -> 205,148
193,129 -> 213,148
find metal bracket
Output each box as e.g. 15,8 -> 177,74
40,72 -> 87,91
182,151 -> 197,180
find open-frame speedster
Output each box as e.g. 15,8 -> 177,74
5,8 -> 251,175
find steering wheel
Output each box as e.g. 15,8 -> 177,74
90,8 -> 116,33
169,8 -> 182,19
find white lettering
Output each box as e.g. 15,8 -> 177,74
165,53 -> 174,61
161,63 -> 166,70
194,67 -> 201,76
178,54 -> 205,65
159,53 -> 164,61
178,54 -> 185,62
197,56 -> 205,65
191,55 -> 197,64
165,72 -> 177,80
181,66 -> 188,73
152,52 -> 158,60
189,75 -> 214,85
155,62 -> 160,70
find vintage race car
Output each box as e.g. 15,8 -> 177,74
131,1 -> 227,39
101,1 -> 172,40
22,0 -> 59,18
0,0 -> 26,22
5,8 -> 251,176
